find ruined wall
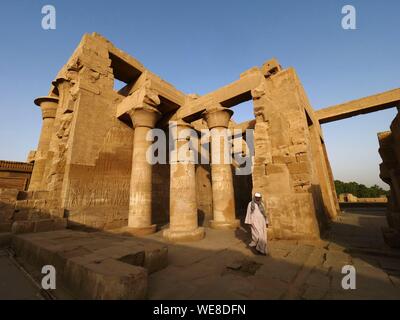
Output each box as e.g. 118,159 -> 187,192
0,188 -> 19,231
32,34 -> 134,229
378,114 -> 400,246
22,33 -> 342,237
39,34 -> 180,230
0,161 -> 33,191
251,68 -> 338,240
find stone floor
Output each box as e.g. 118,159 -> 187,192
1,206 -> 400,299
147,207 -> 400,299
0,249 -> 42,300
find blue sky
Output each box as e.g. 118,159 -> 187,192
0,1 -> 399,188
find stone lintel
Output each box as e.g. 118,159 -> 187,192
120,86 -> 162,128
178,72 -> 264,121
317,88 -> 400,124
117,73 -> 185,119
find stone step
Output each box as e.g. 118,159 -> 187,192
11,230 -> 168,299
13,199 -> 64,221
11,218 -> 68,234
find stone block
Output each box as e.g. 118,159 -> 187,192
288,161 -> 310,174
95,245 -> 146,266
0,188 -> 19,200
64,255 -> 147,299
0,202 -> 14,222
272,156 -> 296,164
295,153 -> 309,163
265,163 -> 287,175
11,220 -> 35,234
51,218 -> 68,231
33,219 -> 55,233
12,210 -> 28,221
261,58 -> 282,77
289,143 -> 308,155
122,241 -> 169,274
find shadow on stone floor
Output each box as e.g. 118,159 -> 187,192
1,204 -> 400,300
145,223 -> 400,300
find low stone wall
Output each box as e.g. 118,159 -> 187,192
338,193 -> 388,203
0,161 -> 33,191
339,202 -> 387,209
11,230 -> 168,299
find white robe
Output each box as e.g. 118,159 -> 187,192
245,202 -> 268,254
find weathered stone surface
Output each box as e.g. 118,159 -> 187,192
11,218 -> 67,234
64,255 -> 147,300
11,229 -> 169,299
0,32 -> 343,244
5,32 -> 399,261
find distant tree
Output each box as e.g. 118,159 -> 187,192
334,180 -> 389,198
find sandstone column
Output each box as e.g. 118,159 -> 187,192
163,120 -> 205,241
127,101 -> 161,235
29,96 -> 58,191
203,105 -> 239,229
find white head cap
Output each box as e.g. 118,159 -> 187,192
254,192 -> 262,198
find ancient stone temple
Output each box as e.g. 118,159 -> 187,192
8,32 -> 342,241
3,32 -> 400,300
3,32 -> 347,240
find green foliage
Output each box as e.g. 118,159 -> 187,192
334,180 -> 389,198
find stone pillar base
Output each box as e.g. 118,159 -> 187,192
124,224 -> 157,236
210,219 -> 240,230
163,227 -> 205,242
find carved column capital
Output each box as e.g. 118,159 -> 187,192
34,96 -> 59,119
125,87 -> 162,129
202,104 -> 233,129
128,105 -> 161,129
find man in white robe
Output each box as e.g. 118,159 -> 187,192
245,192 -> 269,255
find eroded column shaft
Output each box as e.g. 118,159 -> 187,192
29,97 -> 58,191
164,121 -> 204,241
127,103 -> 161,235
210,127 -> 237,227
203,105 -> 239,229
129,126 -> 153,228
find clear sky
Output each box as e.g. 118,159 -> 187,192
0,1 -> 399,189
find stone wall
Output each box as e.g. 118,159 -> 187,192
0,161 -> 33,191
251,68 -> 338,240
378,113 -> 400,246
338,193 -> 387,203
